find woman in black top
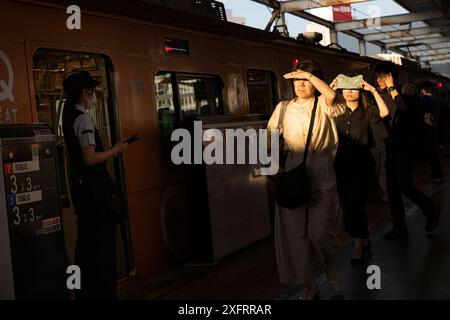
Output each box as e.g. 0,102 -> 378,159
331,76 -> 389,267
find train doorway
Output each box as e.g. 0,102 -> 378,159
31,49 -> 134,281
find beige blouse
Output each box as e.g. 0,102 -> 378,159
267,95 -> 346,156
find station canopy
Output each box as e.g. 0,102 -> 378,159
251,0 -> 450,65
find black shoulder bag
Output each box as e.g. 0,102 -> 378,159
276,97 -> 318,209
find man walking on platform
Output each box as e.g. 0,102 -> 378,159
374,62 -> 441,241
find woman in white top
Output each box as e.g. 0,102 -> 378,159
267,61 -> 346,299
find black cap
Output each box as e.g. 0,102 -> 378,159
63,71 -> 101,99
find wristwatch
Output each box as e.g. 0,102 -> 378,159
387,86 -> 396,93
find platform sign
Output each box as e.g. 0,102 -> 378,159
0,124 -> 67,299
333,4 -> 353,22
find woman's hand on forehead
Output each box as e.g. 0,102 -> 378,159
284,69 -> 312,80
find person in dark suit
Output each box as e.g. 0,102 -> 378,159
418,81 -> 444,180
374,62 -> 441,241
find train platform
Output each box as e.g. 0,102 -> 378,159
2,0 -> 450,304
122,154 -> 450,300
286,175 -> 450,300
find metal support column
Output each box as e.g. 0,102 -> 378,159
275,11 -> 289,36
359,39 -> 367,56
330,29 -> 338,46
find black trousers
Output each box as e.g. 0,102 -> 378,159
71,181 -> 117,300
385,141 -> 436,229
335,144 -> 374,239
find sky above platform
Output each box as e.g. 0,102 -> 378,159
221,0 -> 411,54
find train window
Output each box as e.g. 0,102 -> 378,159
32,49 -> 134,281
155,71 -> 223,129
178,75 -> 223,119
154,71 -> 224,169
247,70 -> 278,114
155,72 -> 176,141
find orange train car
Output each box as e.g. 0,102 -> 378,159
1,0 -> 449,294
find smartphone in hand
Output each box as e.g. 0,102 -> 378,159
124,134 -> 140,144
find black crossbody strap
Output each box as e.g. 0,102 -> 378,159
302,97 -> 318,164
277,101 -> 289,170
277,100 -> 289,133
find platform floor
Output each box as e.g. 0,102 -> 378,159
121,156 -> 450,300
286,175 -> 450,300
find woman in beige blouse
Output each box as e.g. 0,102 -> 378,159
267,61 -> 346,299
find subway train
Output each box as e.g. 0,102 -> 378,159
1,0 -> 449,295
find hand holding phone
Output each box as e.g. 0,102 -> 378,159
124,134 -> 140,144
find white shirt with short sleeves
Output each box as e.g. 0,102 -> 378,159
73,105 -> 96,149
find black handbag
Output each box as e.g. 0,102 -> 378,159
276,97 -> 318,209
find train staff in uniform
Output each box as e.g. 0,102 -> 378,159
331,76 -> 389,266
62,71 -> 128,300
374,62 -> 441,241
267,60 -> 345,300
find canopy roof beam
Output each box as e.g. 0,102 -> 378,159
406,45 -> 450,53
364,26 -> 450,42
418,54 -> 450,61
280,0 -> 368,12
413,51 -> 450,58
251,0 -> 405,55
429,59 -> 450,64
335,11 -> 443,31
386,36 -> 450,48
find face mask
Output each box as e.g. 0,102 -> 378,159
86,92 -> 96,109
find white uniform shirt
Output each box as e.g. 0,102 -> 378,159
73,105 -> 96,149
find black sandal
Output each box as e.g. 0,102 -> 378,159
299,290 -> 320,300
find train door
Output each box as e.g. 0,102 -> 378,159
154,71 -> 225,265
245,69 -> 279,225
30,49 -> 134,280
246,69 -> 278,114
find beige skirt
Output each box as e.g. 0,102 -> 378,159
274,151 -> 343,287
